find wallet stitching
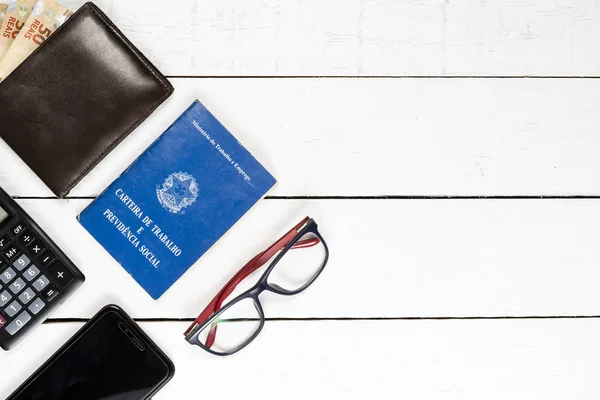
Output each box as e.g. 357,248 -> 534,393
61,4 -> 173,196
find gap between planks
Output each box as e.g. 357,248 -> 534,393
45,315 -> 600,324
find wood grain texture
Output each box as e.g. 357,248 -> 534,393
3,319 -> 600,399
10,198 -> 599,319
53,0 -> 600,77
0,78 -> 599,197
0,1 -> 598,398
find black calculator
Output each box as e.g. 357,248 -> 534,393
0,188 -> 84,350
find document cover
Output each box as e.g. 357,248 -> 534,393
78,100 -> 277,299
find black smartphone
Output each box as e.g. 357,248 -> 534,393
7,304 -> 175,400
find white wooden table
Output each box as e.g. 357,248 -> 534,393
2,0 -> 600,398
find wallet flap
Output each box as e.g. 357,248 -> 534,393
0,2 -> 174,197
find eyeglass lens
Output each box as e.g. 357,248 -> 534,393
197,297 -> 262,354
267,231 -> 326,293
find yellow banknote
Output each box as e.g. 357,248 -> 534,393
0,0 -> 71,81
0,0 -> 37,61
0,4 -> 8,27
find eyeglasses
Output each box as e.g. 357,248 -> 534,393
184,216 -> 329,356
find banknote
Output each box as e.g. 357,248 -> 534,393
0,0 -> 37,61
0,4 -> 8,28
0,0 -> 71,81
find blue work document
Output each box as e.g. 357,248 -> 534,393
79,100 -> 276,299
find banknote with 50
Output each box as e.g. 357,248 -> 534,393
0,0 -> 72,82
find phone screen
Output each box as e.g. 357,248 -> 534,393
10,309 -> 171,400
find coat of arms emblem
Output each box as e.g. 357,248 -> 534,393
156,172 -> 199,214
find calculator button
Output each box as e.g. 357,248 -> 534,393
23,265 -> 40,281
5,311 -> 31,336
12,254 -> 30,271
30,241 -> 46,256
42,285 -> 59,302
19,232 -> 35,247
5,300 -> 21,317
40,251 -> 55,267
11,222 -> 27,236
0,314 -> 5,329
32,275 -> 49,292
9,278 -> 26,294
48,261 -> 73,287
3,246 -> 19,261
28,298 -> 45,315
18,288 -> 35,304
0,235 -> 10,249
0,267 -> 16,284
0,290 -> 12,307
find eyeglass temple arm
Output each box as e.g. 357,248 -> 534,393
184,217 -> 318,339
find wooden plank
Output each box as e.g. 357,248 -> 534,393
1,78 -> 599,197
12,198 -> 600,319
56,0 -> 600,77
3,319 -> 600,399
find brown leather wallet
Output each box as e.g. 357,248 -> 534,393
0,2 -> 174,198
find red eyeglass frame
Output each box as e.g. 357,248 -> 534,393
184,216 -> 327,354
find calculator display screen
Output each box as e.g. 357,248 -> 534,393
0,206 -> 8,224
8,309 -> 171,400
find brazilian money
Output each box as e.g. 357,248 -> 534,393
0,0 -> 71,82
